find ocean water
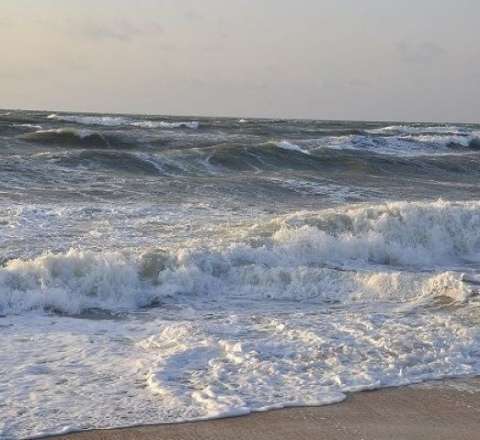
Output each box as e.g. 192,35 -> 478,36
1,110 -> 480,438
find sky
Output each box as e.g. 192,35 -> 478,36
1,0 -> 479,122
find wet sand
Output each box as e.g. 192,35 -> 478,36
44,378 -> 480,440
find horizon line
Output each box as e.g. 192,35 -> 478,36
2,106 -> 478,127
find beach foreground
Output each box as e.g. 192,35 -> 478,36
45,378 -> 480,440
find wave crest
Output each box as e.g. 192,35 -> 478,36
270,199 -> 480,266
274,140 -> 311,155
0,200 -> 478,315
21,128 -> 131,149
47,113 -> 200,129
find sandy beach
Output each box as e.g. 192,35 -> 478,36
43,378 -> 480,440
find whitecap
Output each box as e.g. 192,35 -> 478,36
275,140 -> 311,155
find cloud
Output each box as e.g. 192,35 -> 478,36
347,78 -> 371,89
184,10 -> 204,22
78,18 -> 164,42
0,66 -> 47,81
396,41 -> 447,65
0,72 -> 21,80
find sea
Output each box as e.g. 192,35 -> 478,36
1,110 -> 480,439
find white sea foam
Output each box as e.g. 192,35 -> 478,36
2,200 -> 480,439
47,114 -> 129,126
404,133 -> 480,148
13,123 -> 43,129
366,125 -> 467,135
272,199 -> 480,266
131,120 -> 200,129
47,113 -> 200,129
0,249 -> 471,316
1,200 -> 478,315
3,297 -> 480,438
140,309 -> 480,418
318,132 -> 479,156
30,128 -> 96,138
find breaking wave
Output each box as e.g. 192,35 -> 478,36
320,133 -> 480,155
405,134 -> 480,150
1,200 -> 478,315
47,114 -> 129,126
47,113 -> 200,129
132,121 -> 200,129
366,125 -> 470,135
273,140 -> 311,155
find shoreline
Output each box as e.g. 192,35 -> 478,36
41,377 -> 480,440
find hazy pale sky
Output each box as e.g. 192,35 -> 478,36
1,0 -> 479,122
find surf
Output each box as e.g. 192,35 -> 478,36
1,200 -> 478,315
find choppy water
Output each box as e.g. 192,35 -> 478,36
1,110 -> 480,439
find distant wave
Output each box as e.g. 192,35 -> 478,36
47,113 -> 200,129
10,116 -> 480,181
21,128 -> 132,149
408,134 -> 480,150
13,123 -> 43,129
274,140 -> 311,155
8,127 -> 371,158
366,125 -> 469,135
22,134 -> 479,179
1,200 -> 478,315
319,132 -> 480,155
51,150 -> 185,176
47,114 -> 129,126
131,120 -> 200,129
